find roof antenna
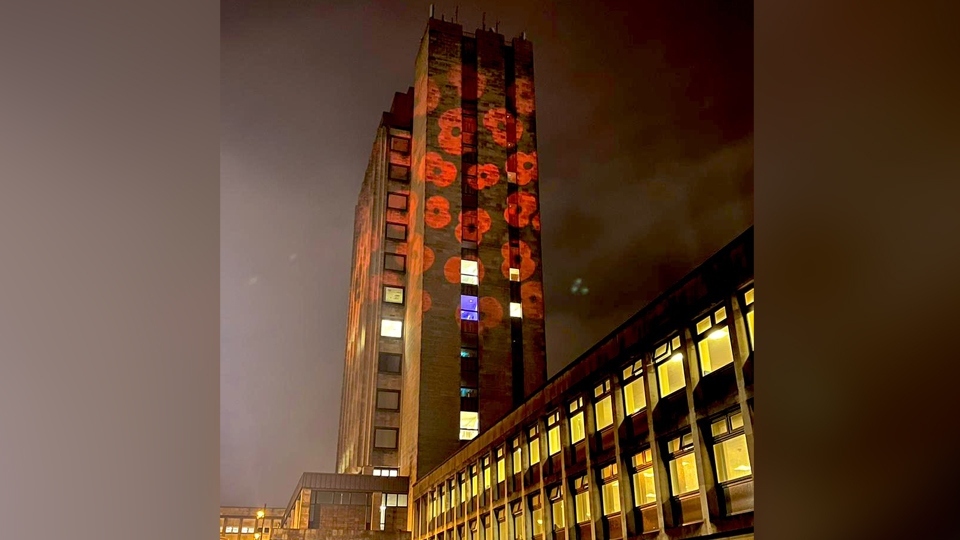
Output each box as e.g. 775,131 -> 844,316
429,4 -> 434,18
454,6 -> 458,23
521,31 -> 526,40
495,20 -> 500,33
482,13 -> 486,30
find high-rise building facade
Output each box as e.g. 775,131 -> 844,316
337,18 -> 548,484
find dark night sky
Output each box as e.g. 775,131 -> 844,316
221,0 -> 752,507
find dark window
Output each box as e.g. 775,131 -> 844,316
377,389 -> 401,410
387,192 -> 408,210
384,253 -> 406,272
379,352 -> 402,373
374,428 -> 399,449
386,223 -> 407,241
390,137 -> 411,153
389,164 -> 410,181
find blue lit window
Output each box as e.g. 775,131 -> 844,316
461,295 -> 479,321
461,387 -> 478,398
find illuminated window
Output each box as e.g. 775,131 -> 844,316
241,518 -> 255,533
225,518 -> 240,533
381,319 -> 403,338
460,472 -> 469,503
482,514 -> 492,540
378,352 -> 401,373
654,336 -> 685,397
621,359 -> 646,416
376,389 -> 400,410
220,518 -> 224,533
461,259 -> 479,285
460,411 -> 480,440
509,268 -> 520,281
384,285 -> 404,304
548,486 -> 564,530
451,479 -> 458,508
389,164 -> 409,181
742,287 -> 755,350
496,447 -> 505,484
599,463 -> 621,516
373,467 -> 399,477
496,509 -> 507,540
527,425 -> 540,465
568,398 -> 585,444
572,476 -> 591,524
390,137 -> 410,153
511,502 -> 523,540
593,380 -> 614,431
384,252 -> 406,272
482,457 -> 491,490
461,295 -> 479,321
530,494 -> 544,537
665,433 -> 699,496
512,438 -> 522,474
470,520 -> 478,540
630,449 -> 656,507
386,192 -> 408,210
374,427 -> 399,449
386,222 -> 407,241
695,306 -> 735,375
546,412 -> 561,456
470,465 -> 479,498
510,302 -> 523,318
711,410 -> 752,483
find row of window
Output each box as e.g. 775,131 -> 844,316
419,287 -> 754,531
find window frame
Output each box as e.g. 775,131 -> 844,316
390,136 -> 411,154
664,432 -> 699,497
388,163 -> 410,182
386,222 -> 408,241
693,304 -> 736,376
546,411 -> 561,456
383,252 -> 406,272
527,425 -> 540,466
709,409 -> 752,484
593,380 -> 614,431
572,475 -> 591,524
568,397 -> 586,445
653,335 -> 686,398
380,318 -> 403,339
629,448 -> 656,508
378,352 -> 402,374
598,462 -> 621,516
620,357 -> 647,416
386,192 -> 408,210
373,427 -> 399,449
741,286 -> 755,351
383,284 -> 405,305
375,389 -> 401,411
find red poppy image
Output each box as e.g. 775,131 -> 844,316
456,208 -> 492,244
423,290 -> 432,313
532,214 -> 541,231
437,108 -> 463,155
423,245 -> 435,272
426,151 -> 457,187
464,163 -> 501,191
425,195 -> 452,229
482,107 -> 524,147
444,256 -> 486,284
479,296 -> 503,331
504,191 -> 538,228
520,281 -> 544,320
501,240 -> 536,281
513,77 -> 535,116
447,64 -> 487,99
516,151 -> 538,186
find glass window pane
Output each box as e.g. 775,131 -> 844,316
461,260 -> 479,276
715,434 -> 752,482
510,302 -> 523,318
696,317 -> 712,335
551,500 -> 564,529
657,354 -> 685,397
384,286 -> 404,304
601,480 -> 621,515
698,327 -> 734,374
461,295 -> 479,311
730,412 -> 744,430
671,336 -> 681,350
532,506 -> 543,536
747,310 -> 754,348
547,426 -> 561,456
462,274 -> 479,285
387,192 -> 407,210
595,396 -> 613,430
668,455 -> 699,495
377,390 -> 400,410
381,319 -> 403,338
509,268 -> 520,281
497,458 -> 505,482
574,491 -> 591,523
632,468 -> 657,506
374,428 -> 398,449
711,419 -> 728,437
623,377 -> 646,415
513,447 -> 522,474
655,343 -> 668,359
715,306 -> 727,322
569,412 -> 585,444
744,288 -> 754,305
459,411 -> 479,440
461,309 -> 480,321
529,439 -> 540,465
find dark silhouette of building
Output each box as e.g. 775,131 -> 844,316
337,17 -> 548,486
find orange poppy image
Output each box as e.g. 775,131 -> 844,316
423,245 -> 435,272
479,296 -> 503,331
504,191 -> 538,228
464,163 -> 501,191
425,195 -> 452,229
482,107 -> 524,147
447,64 -> 487,99
520,281 -> 544,320
515,151 -> 538,186
500,240 -> 536,281
455,208 -> 492,244
532,214 -> 541,231
513,77 -> 535,116
437,107 -> 463,155
423,290 -> 432,313
426,151 -> 457,187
